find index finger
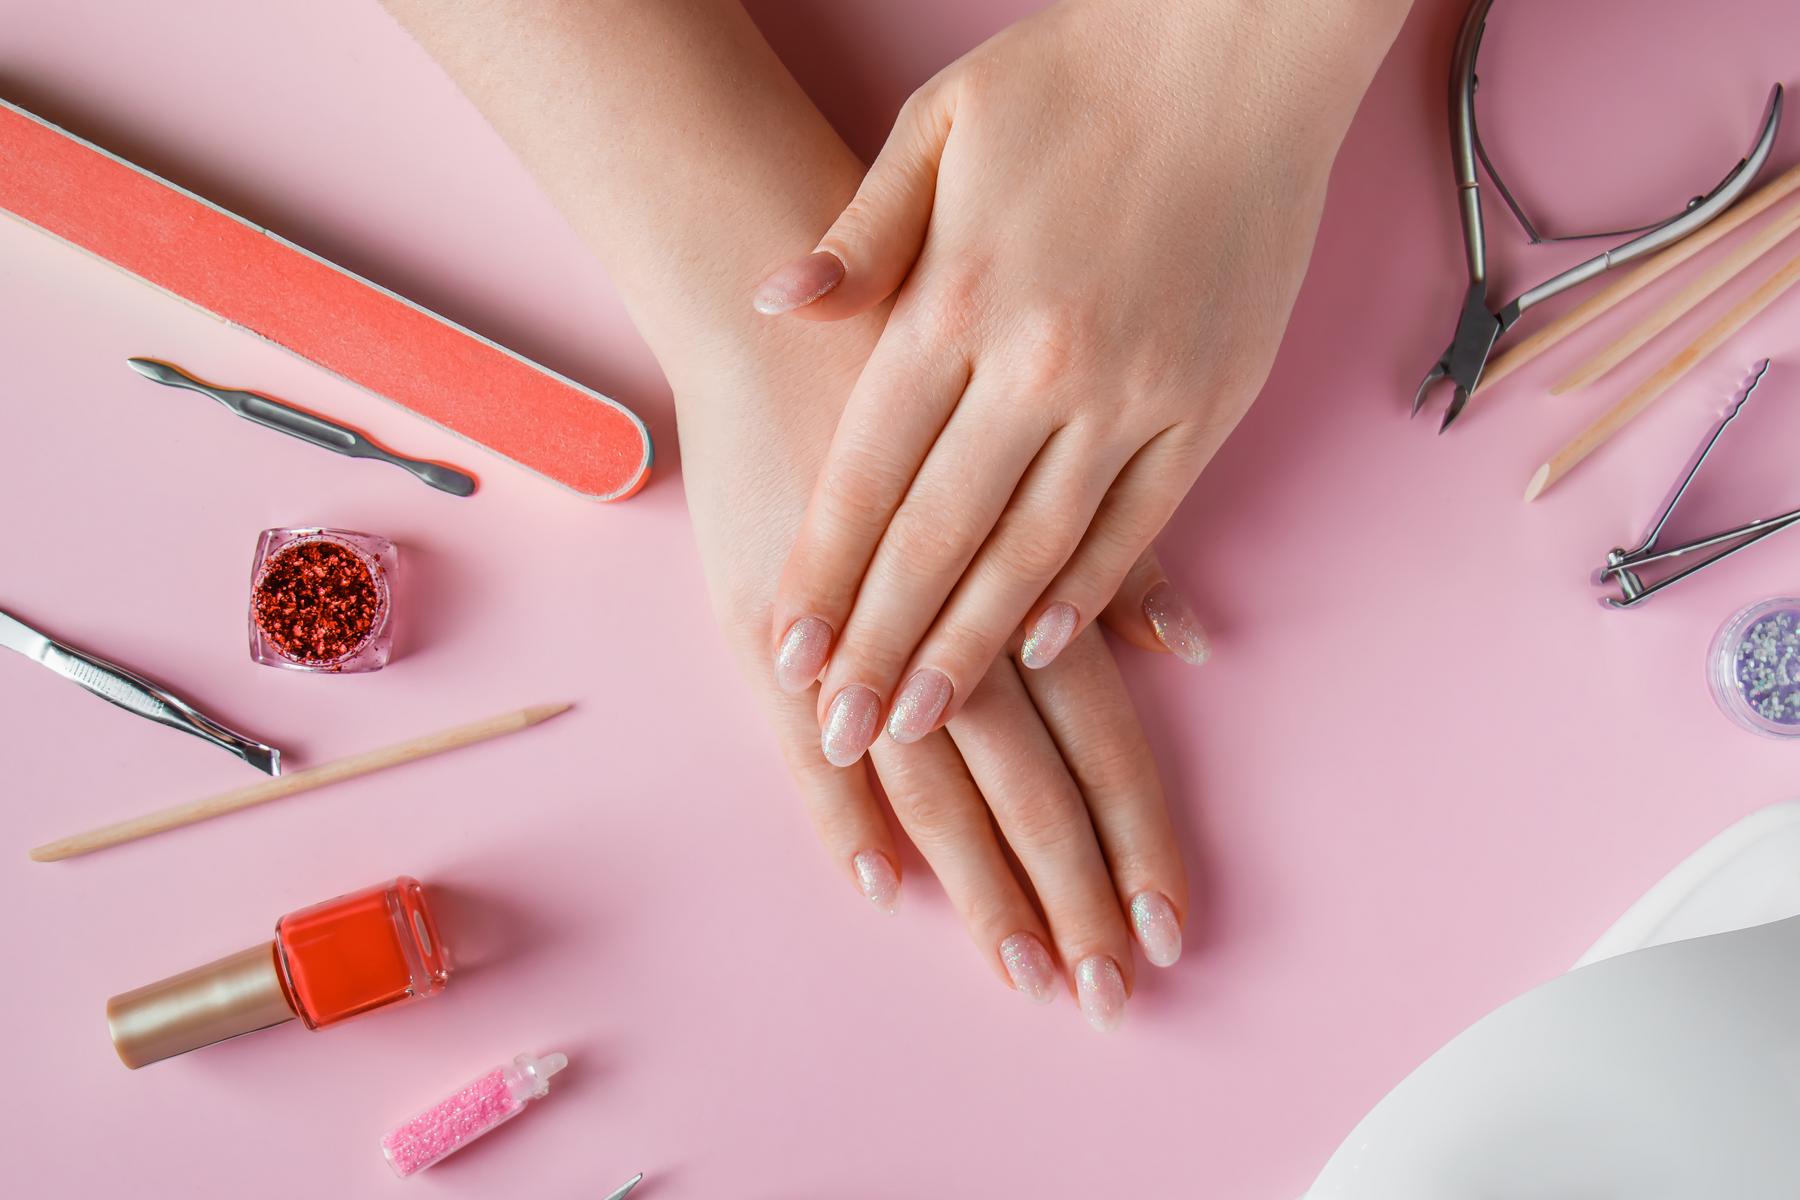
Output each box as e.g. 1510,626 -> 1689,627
769,324 -> 969,703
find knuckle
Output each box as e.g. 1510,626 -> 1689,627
889,785 -> 971,850
928,619 -> 1003,676
882,499 -> 981,575
826,198 -> 887,257
815,460 -> 897,540
958,889 -> 1023,942
1063,734 -> 1157,805
1008,303 -> 1099,395
984,518 -> 1076,583
908,257 -> 989,344
997,785 -> 1087,854
897,79 -> 953,141
1088,499 -> 1165,566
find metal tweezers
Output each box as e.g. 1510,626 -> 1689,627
1413,0 -> 1784,432
1598,360 -> 1800,608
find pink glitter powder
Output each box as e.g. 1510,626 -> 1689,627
381,1052 -> 565,1177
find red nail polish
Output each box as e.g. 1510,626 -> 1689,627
107,876 -> 449,1068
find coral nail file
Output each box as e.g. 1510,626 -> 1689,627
0,99 -> 651,501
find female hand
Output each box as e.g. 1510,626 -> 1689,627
680,334 -> 1189,1030
386,0 -> 1197,1028
757,0 -> 1409,764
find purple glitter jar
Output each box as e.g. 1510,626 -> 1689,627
1710,598 -> 1800,737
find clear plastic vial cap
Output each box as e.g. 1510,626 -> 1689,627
1710,597 -> 1800,737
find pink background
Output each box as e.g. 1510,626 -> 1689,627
3,1 -> 1799,1196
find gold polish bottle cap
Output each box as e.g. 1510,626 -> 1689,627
106,942 -> 296,1069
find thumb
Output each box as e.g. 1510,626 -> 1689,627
1100,549 -> 1212,666
752,82 -> 952,320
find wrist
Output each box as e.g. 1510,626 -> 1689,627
1100,0 -> 1409,156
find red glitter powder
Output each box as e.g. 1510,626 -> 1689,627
252,539 -> 384,665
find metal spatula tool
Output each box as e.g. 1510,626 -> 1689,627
127,357 -> 476,496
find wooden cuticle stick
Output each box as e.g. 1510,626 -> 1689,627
1524,250 -> 1800,503
30,703 -> 571,862
1551,198 -> 1800,395
1478,162 -> 1800,396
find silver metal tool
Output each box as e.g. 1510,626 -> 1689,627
603,1173 -> 644,1200
1413,0 -> 1783,432
127,357 -> 477,496
0,607 -> 282,773
1598,360 -> 1800,608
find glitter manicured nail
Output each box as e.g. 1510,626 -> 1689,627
1020,602 -> 1078,669
1130,892 -> 1183,968
852,849 -> 899,915
821,685 -> 881,767
1075,955 -> 1126,1032
1142,582 -> 1210,665
886,669 -> 952,743
999,932 -> 1057,1004
775,617 -> 833,693
752,251 -> 845,315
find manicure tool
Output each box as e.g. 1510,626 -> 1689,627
1412,0 -> 1783,432
1550,200 -> 1800,395
604,1174 -> 645,1200
1479,164 -> 1800,395
0,607 -> 281,774
1596,360 -> 1799,608
31,704 -> 570,861
1527,253 -> 1800,501
0,98 -> 651,500
128,358 -> 477,497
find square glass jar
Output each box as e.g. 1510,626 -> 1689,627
249,527 -> 397,673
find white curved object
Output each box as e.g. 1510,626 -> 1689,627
1306,801 -> 1800,1199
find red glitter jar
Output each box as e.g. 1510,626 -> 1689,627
249,527 -> 396,673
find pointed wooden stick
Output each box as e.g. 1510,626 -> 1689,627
1551,199 -> 1800,394
1478,162 -> 1800,395
1525,250 -> 1800,503
30,703 -> 571,861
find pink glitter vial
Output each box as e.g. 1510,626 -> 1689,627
381,1051 -> 567,1177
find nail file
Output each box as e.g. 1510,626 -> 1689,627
0,98 -> 652,502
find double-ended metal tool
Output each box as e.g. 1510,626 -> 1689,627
0,607 -> 282,773
1597,360 -> 1800,608
127,358 -> 476,496
1413,0 -> 1783,432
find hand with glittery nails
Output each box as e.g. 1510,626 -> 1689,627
761,0 -> 1409,763
385,0 -> 1196,1029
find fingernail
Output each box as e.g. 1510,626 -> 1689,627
821,685 -> 881,767
886,669 -> 953,743
1143,582 -> 1210,665
1075,955 -> 1126,1032
752,250 -> 845,315
1130,892 -> 1183,968
1020,602 -> 1078,669
852,849 -> 899,915
999,932 -> 1057,1004
775,617 -> 833,693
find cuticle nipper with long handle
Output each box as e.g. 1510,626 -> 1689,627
1413,0 -> 1784,433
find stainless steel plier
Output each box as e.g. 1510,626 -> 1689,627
1413,0 -> 1784,432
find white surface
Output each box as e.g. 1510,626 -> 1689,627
1306,801 -> 1800,1198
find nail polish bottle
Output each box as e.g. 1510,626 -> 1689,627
249,527 -> 397,673
107,876 -> 449,1068
381,1050 -> 569,1177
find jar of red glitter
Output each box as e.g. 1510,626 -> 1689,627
249,527 -> 396,673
